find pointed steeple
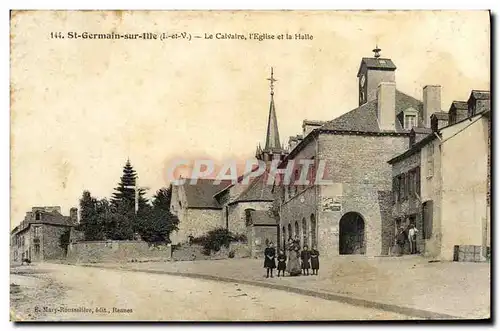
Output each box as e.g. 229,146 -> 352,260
264,67 -> 281,151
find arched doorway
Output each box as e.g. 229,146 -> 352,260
339,212 -> 366,255
302,218 -> 308,248
310,214 -> 317,248
294,221 -> 299,240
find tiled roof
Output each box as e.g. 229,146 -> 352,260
229,173 -> 275,205
183,178 -> 232,208
248,210 -> 277,226
320,90 -> 423,133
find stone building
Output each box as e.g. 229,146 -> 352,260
10,206 -> 78,262
275,48 -> 441,257
169,179 -> 231,244
388,90 -> 491,261
170,68 -> 285,256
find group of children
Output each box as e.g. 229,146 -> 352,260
263,240 -> 320,278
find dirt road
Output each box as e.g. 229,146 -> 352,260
10,263 -> 413,321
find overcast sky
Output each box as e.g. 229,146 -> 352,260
10,10 -> 489,227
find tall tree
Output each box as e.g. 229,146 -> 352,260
110,159 -> 148,212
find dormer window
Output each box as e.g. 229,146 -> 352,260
405,114 -> 416,130
403,108 -> 419,130
35,211 -> 41,221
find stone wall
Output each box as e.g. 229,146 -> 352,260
317,133 -> 408,256
42,224 -> 71,260
171,242 -> 250,261
228,201 -> 273,235
66,240 -> 172,263
171,208 -> 223,245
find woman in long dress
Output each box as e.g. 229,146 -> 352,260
286,238 -> 302,276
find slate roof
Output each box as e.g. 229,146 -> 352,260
248,210 -> 277,226
37,211 -> 76,226
431,111 -> 449,120
15,210 -> 76,234
471,90 -> 490,100
320,90 -> 423,133
411,127 -> 432,134
357,57 -> 397,76
450,101 -> 468,110
229,173 -> 275,205
182,178 -> 232,208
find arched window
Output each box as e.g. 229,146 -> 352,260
244,209 -> 255,227
287,223 -> 292,241
282,226 -> 286,249
310,214 -> 317,248
294,221 -> 299,240
302,218 -> 308,248
35,212 -> 41,221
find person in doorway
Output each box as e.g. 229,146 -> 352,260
264,242 -> 276,278
408,223 -> 419,254
396,226 -> 406,256
277,249 -> 287,277
301,245 -> 311,276
310,246 -> 320,275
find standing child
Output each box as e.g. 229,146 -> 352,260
310,246 -> 320,275
277,249 -> 287,277
301,245 -> 311,276
264,242 -> 276,278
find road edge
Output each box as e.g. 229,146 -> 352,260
77,263 -> 462,320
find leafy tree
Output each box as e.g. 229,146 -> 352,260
102,201 -> 136,240
136,186 -> 179,244
77,191 -> 104,241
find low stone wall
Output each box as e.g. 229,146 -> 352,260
67,240 -> 171,263
453,245 -> 487,262
172,242 -> 250,261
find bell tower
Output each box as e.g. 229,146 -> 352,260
357,46 -> 397,106
256,67 -> 287,163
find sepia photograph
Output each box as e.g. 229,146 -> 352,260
9,10 -> 491,322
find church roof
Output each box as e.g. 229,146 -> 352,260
320,90 -> 423,133
182,178 -> 232,209
229,173 -> 275,205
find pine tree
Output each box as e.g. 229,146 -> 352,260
110,159 -> 148,212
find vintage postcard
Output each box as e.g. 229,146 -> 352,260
10,10 -> 490,322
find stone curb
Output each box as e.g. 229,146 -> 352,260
79,263 -> 460,320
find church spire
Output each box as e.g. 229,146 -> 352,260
264,67 -> 281,151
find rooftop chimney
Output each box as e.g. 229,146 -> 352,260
423,85 -> 442,128
377,82 -> 396,131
